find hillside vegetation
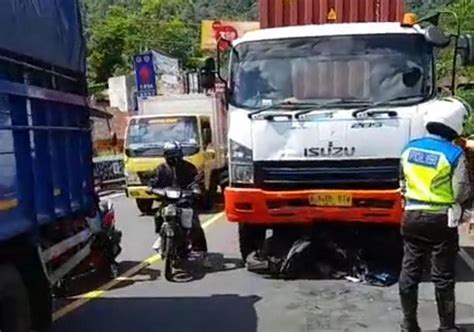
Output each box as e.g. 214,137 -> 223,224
83,0 -> 474,129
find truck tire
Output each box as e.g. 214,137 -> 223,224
238,224 -> 266,261
0,264 -> 30,332
136,199 -> 153,215
202,173 -> 218,211
202,190 -> 216,211
18,249 -> 52,331
218,169 -> 229,194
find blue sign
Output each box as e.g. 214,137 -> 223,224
134,53 -> 157,98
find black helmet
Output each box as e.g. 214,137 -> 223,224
163,141 -> 183,163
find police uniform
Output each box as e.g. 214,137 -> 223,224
399,134 -> 471,332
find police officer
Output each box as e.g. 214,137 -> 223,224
151,141 -> 211,268
399,102 -> 471,332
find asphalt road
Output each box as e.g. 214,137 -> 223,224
52,195 -> 474,332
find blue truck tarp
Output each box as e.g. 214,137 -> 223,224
0,0 -> 93,242
0,0 -> 86,73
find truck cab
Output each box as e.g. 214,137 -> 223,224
124,94 -> 228,214
219,16 -> 474,259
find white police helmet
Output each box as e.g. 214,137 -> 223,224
425,97 -> 470,137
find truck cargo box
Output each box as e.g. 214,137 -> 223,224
0,0 -> 85,73
259,0 -> 405,28
0,0 -> 92,242
0,91 -> 94,242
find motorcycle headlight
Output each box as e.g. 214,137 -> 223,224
230,139 -> 252,162
230,163 -> 254,184
165,189 -> 181,199
163,205 -> 178,217
126,171 -> 141,185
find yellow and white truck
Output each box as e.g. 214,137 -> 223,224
124,94 -> 228,214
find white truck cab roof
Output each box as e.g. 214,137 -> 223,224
137,94 -> 215,117
233,22 -> 423,46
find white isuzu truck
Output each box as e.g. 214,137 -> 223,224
212,10 -> 474,260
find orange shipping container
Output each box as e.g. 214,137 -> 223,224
259,0 -> 405,28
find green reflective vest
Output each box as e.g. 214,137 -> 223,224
401,137 -> 463,211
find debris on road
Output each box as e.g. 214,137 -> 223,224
345,276 -> 362,283
246,224 -> 402,287
365,272 -> 398,287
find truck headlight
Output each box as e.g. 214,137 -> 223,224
126,171 -> 141,185
230,139 -> 252,162
231,163 -> 254,184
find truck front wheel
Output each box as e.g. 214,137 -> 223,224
136,199 -> 154,215
0,264 -> 30,332
238,224 -> 266,261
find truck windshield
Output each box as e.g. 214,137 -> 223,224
125,116 -> 199,157
230,34 -> 433,109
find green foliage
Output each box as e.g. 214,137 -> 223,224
85,0 -> 473,90
83,0 -> 257,84
88,6 -> 140,83
408,0 -> 474,136
407,0 -> 455,15
458,88 -> 474,136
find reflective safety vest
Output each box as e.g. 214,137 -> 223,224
400,137 -> 463,211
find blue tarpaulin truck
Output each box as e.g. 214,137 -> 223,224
0,1 -> 106,330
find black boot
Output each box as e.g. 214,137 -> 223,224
400,291 -> 421,332
435,289 -> 459,332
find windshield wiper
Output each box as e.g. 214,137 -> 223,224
294,99 -> 369,119
247,100 -> 320,119
352,95 -> 425,118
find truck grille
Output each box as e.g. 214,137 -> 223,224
254,159 -> 400,190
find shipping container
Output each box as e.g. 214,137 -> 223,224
259,0 -> 405,29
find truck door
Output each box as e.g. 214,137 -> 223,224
200,116 -> 216,190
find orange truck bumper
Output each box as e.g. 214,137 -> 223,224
225,187 -> 403,225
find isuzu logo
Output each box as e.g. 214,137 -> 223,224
304,141 -> 355,157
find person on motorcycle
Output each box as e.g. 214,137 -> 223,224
151,141 -> 211,268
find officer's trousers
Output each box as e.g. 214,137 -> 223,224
399,211 -> 459,294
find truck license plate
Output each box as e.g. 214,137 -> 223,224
112,162 -> 121,174
309,193 -> 352,207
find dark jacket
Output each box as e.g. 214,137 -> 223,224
151,160 -> 203,192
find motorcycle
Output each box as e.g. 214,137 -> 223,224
90,178 -> 122,278
90,199 -> 122,278
53,197 -> 122,297
148,186 -> 199,281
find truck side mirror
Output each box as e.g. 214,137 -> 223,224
200,57 -> 216,90
458,34 -> 474,66
203,57 -> 215,72
217,38 -> 232,83
424,26 -> 451,48
202,128 -> 211,147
